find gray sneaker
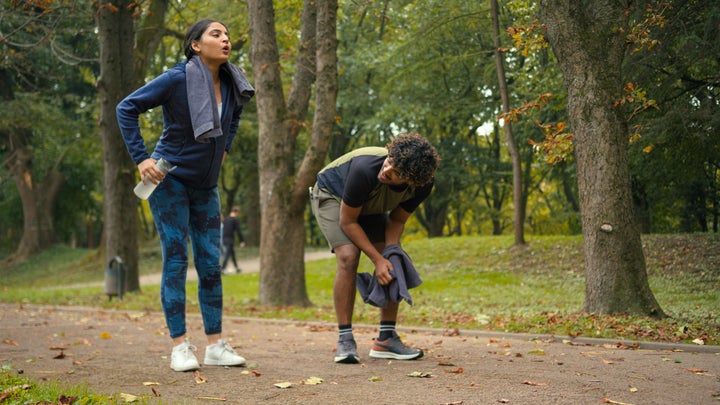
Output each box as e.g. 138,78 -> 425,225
334,334 -> 360,364
369,332 -> 423,360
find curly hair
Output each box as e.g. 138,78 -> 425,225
386,133 -> 440,187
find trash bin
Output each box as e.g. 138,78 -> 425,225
104,256 -> 124,301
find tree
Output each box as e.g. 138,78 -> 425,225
0,2 -> 100,262
539,0 -> 664,316
248,0 -> 338,305
95,0 -> 168,292
491,0 -> 525,245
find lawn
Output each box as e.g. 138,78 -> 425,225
1,233 -> 718,345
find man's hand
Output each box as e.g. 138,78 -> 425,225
373,257 -> 394,286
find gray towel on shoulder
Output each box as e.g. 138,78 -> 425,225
186,56 -> 255,143
356,244 -> 423,308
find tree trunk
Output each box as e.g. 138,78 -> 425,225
248,0 -> 337,305
95,0 -> 168,292
491,0 -> 525,245
0,72 -> 62,264
95,0 -> 141,292
540,0 -> 664,316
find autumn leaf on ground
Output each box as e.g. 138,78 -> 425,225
53,350 -> 66,359
522,380 -> 547,386
687,368 -> 710,375
100,332 -> 112,339
600,397 -> 635,405
58,394 -> 77,404
118,393 -> 139,403
407,371 -> 433,378
303,376 -> 323,385
194,371 -> 207,384
196,396 -> 227,401
3,338 -> 18,346
444,367 -> 464,374
142,382 -> 160,386
528,349 -> 545,355
274,382 -> 293,388
368,376 -> 382,382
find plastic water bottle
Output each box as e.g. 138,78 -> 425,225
133,158 -> 176,200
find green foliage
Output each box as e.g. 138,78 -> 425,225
0,365 -> 109,404
2,234 -> 717,345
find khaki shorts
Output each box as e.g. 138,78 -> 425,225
310,184 -> 386,251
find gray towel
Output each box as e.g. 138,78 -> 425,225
186,56 -> 255,143
356,244 -> 423,308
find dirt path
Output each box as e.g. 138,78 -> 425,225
1,305 -> 719,404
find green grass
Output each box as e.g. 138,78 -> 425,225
0,365 -> 110,404
1,234 -> 718,346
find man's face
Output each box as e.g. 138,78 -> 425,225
378,158 -> 409,186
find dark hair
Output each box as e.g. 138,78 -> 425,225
386,133 -> 440,187
183,19 -> 228,60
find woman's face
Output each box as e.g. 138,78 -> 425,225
192,22 -> 231,66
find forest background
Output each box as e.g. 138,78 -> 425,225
0,1 -> 718,312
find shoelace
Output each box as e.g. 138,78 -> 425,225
181,342 -> 198,354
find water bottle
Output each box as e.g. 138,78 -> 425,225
133,158 -> 176,200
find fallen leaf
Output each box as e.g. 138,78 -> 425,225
368,376 -> 382,382
304,376 -> 323,385
196,396 -> 227,401
522,380 -> 547,386
151,387 -> 160,397
100,332 -> 112,339
692,338 -> 705,345
3,339 -> 18,346
194,371 -> 206,384
118,393 -> 139,403
58,394 -> 77,404
274,382 -> 293,388
489,338 -> 500,343
687,368 -> 706,374
444,368 -> 464,374
600,397 -> 634,405
438,361 -> 456,366
407,371 -> 433,378
528,349 -> 545,356
629,387 -> 638,393
142,382 -> 160,386
53,351 -> 66,359
602,358 -> 615,365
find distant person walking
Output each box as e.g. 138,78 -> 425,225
116,19 -> 254,372
221,206 -> 245,274
310,133 -> 440,364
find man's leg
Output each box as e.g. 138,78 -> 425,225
333,243 -> 361,363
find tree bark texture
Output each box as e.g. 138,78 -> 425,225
491,0 -> 525,246
248,0 -> 337,306
95,0 -> 141,292
540,0 -> 664,316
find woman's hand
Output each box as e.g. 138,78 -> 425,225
138,158 -> 164,185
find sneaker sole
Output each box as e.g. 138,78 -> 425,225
334,354 -> 360,364
368,349 -> 423,360
204,359 -> 246,366
171,363 -> 200,372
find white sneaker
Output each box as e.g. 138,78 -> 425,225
204,339 -> 246,366
171,339 -> 200,372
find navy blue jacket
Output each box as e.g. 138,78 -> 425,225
116,61 -> 244,189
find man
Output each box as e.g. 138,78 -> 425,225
221,206 -> 245,274
310,133 -> 440,364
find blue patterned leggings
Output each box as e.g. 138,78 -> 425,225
149,176 -> 223,339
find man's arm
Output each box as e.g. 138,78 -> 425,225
339,202 -> 394,285
385,206 -> 411,246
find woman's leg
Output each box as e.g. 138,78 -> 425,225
149,177 -> 191,341
187,187 -> 223,344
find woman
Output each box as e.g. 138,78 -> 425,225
116,19 -> 254,372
